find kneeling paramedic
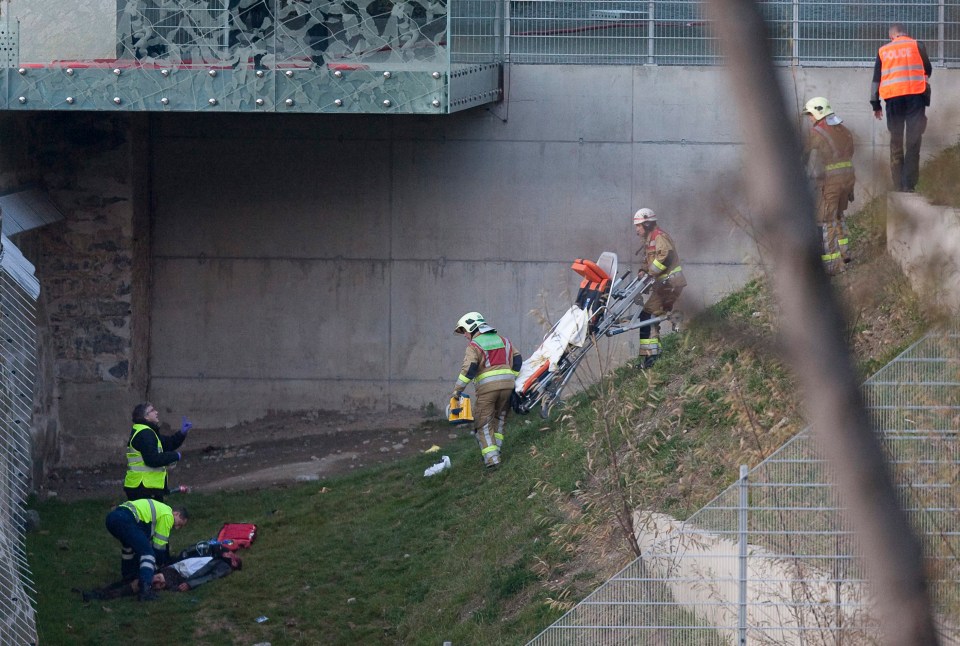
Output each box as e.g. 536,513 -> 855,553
452,312 -> 522,469
105,498 -> 188,601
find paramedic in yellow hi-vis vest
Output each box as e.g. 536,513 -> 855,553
634,208 -> 686,369
452,312 -> 522,469
802,97 -> 856,274
871,23 -> 932,193
105,498 -> 188,601
124,402 -> 192,502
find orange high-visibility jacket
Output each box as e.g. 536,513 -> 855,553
878,36 -> 927,100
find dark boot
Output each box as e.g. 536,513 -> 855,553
641,355 -> 659,369
138,587 -> 158,602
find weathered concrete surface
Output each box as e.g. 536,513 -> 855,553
635,511 -> 873,645
146,65 -> 960,428
5,65 -> 960,467
888,193 -> 960,313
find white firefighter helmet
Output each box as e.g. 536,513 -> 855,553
802,97 -> 834,120
454,311 -> 485,335
633,208 -> 657,225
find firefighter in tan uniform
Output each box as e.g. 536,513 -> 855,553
802,96 -> 856,274
634,208 -> 686,369
452,312 -> 522,469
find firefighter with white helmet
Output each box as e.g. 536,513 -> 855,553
451,312 -> 522,469
633,208 -> 686,369
802,96 -> 856,273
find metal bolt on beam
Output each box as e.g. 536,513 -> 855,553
208,98 -> 217,106
333,70 -> 343,78
208,69 -> 217,77
285,98 -> 295,107
256,70 -> 264,78
65,68 -> 74,76
383,71 -> 391,78
161,69 -> 170,77
383,99 -> 391,107
65,97 -> 74,104
334,99 -> 343,107
17,68 -> 25,75
113,97 -> 122,105
255,98 -> 265,106
113,68 -> 121,75
160,97 -> 169,105
285,70 -> 294,78
432,71 -> 441,79
17,96 -> 25,104
432,99 -> 441,108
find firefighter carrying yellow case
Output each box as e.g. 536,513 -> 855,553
447,394 -> 473,425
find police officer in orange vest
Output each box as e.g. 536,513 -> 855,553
452,312 -> 522,469
870,23 -> 932,193
633,208 -> 686,369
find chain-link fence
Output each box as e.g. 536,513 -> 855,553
0,236 -> 39,645
502,0 -> 960,65
528,329 -> 960,645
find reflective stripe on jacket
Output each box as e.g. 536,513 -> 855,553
124,424 -> 166,489
644,228 -> 687,288
119,498 -> 175,550
470,333 -> 518,388
878,37 -> 927,100
455,331 -> 520,395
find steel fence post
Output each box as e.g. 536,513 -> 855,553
791,0 -> 799,65
503,0 -> 510,62
938,0 -> 945,66
647,0 -> 655,65
739,464 -> 749,645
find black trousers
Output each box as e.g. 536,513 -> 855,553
886,101 -> 927,192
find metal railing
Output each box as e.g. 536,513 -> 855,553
528,329 -> 960,644
502,0 -> 960,65
0,236 -> 38,645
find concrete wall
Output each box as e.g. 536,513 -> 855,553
8,64 -> 958,467
145,65 -> 960,429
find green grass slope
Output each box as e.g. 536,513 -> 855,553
28,196 -> 930,645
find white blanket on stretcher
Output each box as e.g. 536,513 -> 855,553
515,305 -> 591,392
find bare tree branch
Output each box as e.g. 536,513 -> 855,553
704,1 -> 940,642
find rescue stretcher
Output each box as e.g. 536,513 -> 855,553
512,252 -> 675,418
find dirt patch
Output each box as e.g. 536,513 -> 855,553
44,409 -> 457,502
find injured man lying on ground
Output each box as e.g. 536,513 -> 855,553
78,544 -> 242,600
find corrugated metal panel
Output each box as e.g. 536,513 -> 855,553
0,188 -> 64,237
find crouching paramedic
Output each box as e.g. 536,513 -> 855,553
452,312 -> 522,469
633,208 -> 687,369
105,498 -> 188,601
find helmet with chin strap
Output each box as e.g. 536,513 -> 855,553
633,208 -> 657,225
802,97 -> 834,121
454,312 -> 485,335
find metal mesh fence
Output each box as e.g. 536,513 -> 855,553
528,329 -> 960,645
498,0 -> 960,65
0,240 -> 38,644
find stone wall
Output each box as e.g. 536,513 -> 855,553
0,113 -> 147,475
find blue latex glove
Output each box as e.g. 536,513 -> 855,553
180,416 -> 192,435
